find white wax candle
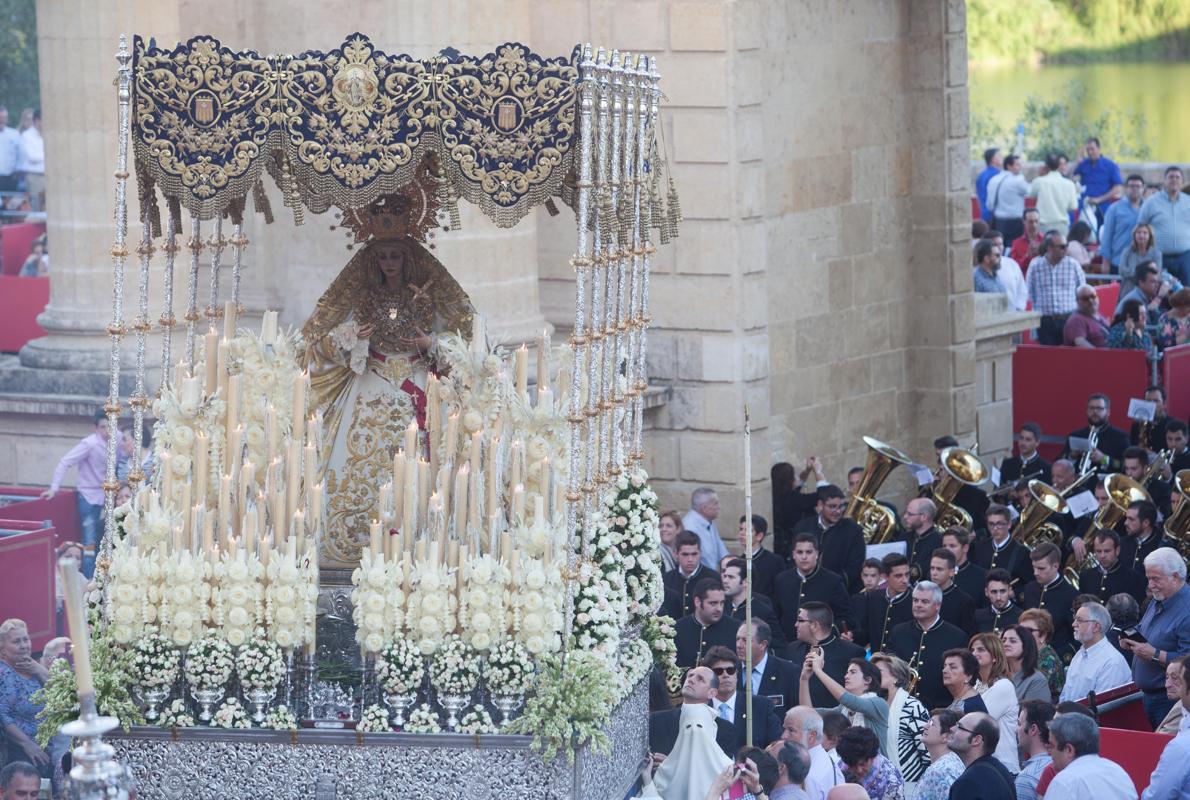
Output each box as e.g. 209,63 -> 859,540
404,420 -> 418,459
203,328 -> 218,397
223,299 -> 237,341
292,371 -> 309,430
57,558 -> 93,696
514,344 -> 528,399
454,464 -> 469,538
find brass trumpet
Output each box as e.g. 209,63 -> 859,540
1013,480 -> 1068,549
933,447 -> 989,531
1064,474 -> 1150,588
845,436 -> 914,544
1164,469 -> 1190,561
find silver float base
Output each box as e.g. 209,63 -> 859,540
108,678 -> 647,800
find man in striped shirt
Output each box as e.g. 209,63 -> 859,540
1026,231 -> 1087,345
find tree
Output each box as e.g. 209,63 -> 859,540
0,0 -> 40,119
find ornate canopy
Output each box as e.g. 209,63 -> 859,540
132,34 -> 581,227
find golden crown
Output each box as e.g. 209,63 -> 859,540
334,155 -> 446,247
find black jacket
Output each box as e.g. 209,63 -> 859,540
947,754 -> 1018,800
792,516 -> 867,590
1021,576 -> 1078,658
674,614 -> 739,669
953,560 -> 989,606
940,583 -> 977,635
727,594 -> 787,652
971,537 -> 1034,593
745,547 -> 786,605
719,692 -> 782,753
772,565 -> 853,644
662,565 -> 721,619
648,707 -> 734,757
786,631 -> 866,709
889,617 -> 970,711
750,652 -> 801,713
974,602 -> 1022,633
902,526 -> 943,583
854,589 -> 913,652
999,452 -> 1052,486
1120,530 -> 1166,579
1061,423 -> 1130,474
1131,416 -> 1172,452
1078,561 -> 1146,605
773,489 -> 820,558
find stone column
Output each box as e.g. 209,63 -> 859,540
974,294 -> 1038,468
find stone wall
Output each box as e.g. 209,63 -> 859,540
7,1 -> 976,530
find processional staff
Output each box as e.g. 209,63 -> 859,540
743,406 -> 753,747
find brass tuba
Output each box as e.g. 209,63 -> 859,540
1013,480 -> 1068,549
846,436 -> 914,544
1065,474 -> 1150,588
933,447 -> 989,531
1163,469 -> 1190,561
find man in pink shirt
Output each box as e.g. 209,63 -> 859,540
41,410 -> 109,576
1062,286 -> 1109,348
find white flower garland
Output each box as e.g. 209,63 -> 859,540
152,381 -> 224,509
459,554 -> 507,652
350,552 -> 403,655
429,635 -> 481,696
157,698 -> 195,728
265,705 -> 298,731
184,635 -> 234,690
357,704 -> 391,733
614,637 -> 656,701
223,328 -> 302,482
643,614 -> 681,692
405,704 -> 442,734
235,638 -> 286,690
212,550 -> 263,648
605,468 -> 663,625
212,697 -> 252,729
484,640 -> 534,696
458,705 -> 497,734
404,560 -> 457,655
510,556 -> 565,656
105,542 -> 159,645
265,546 -> 318,650
571,516 -> 627,661
376,639 -> 424,696
157,549 -> 211,647
129,632 -> 180,688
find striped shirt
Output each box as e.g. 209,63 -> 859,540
1026,255 -> 1087,315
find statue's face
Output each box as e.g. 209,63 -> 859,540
375,243 -> 406,284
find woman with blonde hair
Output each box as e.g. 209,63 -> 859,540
870,652 -> 931,785
1019,608 -> 1065,701
657,510 -> 684,573
0,619 -> 68,780
1119,222 -> 1164,297
969,632 -> 1019,773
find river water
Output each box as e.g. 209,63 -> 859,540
968,61 -> 1190,163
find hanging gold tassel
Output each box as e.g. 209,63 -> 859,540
278,153 -> 304,226
252,180 -> 274,225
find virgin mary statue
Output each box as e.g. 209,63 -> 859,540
300,186 -> 474,565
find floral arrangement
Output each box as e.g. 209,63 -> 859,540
434,331 -> 510,447
34,629 -> 144,746
351,551 -> 402,654
429,635 -> 482,697
405,704 -> 442,734
458,554 -> 507,652
222,326 -> 302,484
509,555 -> 565,656
642,614 -> 681,692
507,650 -> 617,761
152,380 -> 224,508
376,638 -> 424,696
265,705 -> 298,731
157,549 -> 211,647
235,638 -> 286,690
212,550 -> 263,648
184,635 -> 235,690
264,547 -> 318,650
357,704 -> 392,733
212,697 -> 252,729
605,467 -> 663,625
484,640 -> 535,696
458,705 -> 497,734
615,637 -> 656,698
117,498 -> 177,551
105,541 -> 160,644
129,632 -> 181,688
157,698 -> 196,728
570,516 -> 627,660
405,560 -> 457,655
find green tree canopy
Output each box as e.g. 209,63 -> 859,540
0,0 -> 40,119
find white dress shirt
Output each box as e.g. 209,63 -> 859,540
0,126 -> 20,176
998,255 -> 1029,312
1045,754 -> 1138,800
18,126 -> 43,174
682,508 -> 729,570
1058,636 -> 1134,702
804,743 -> 844,800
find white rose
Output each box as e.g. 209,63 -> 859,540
468,590 -> 488,608
525,635 -> 546,654
471,612 -> 492,631
421,594 -> 444,614
522,593 -> 543,611
364,633 -> 385,653
115,584 -> 138,603
113,624 -> 135,643
227,562 -> 250,582
279,563 -> 299,583
171,426 -> 195,452
245,425 -> 266,449
173,628 -> 193,646
418,617 -> 440,636
227,628 -> 247,647
522,612 -> 544,633
171,455 -> 192,477
364,613 -> 384,631
275,606 -> 297,625
274,629 -> 295,649
173,610 -> 195,631
114,605 -> 136,624
526,436 -> 548,461
366,566 -> 386,589
273,585 -> 296,605
364,593 -> 385,613
228,607 -> 250,627
461,409 -> 484,434
471,632 -> 492,651
420,572 -> 441,591
227,585 -> 250,607
470,562 -> 492,584
525,569 -> 546,590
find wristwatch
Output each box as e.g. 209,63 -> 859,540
1151,649 -> 1163,663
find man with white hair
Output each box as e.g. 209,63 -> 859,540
1059,601 -> 1133,702
683,487 -> 729,570
775,706 -> 842,800
1044,713 -> 1137,800
888,580 -> 968,709
1120,547 -> 1190,728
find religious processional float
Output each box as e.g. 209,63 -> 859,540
37,32 -> 685,800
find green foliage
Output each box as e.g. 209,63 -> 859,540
33,629 -> 144,746
969,79 -> 1151,161
506,651 -> 617,762
0,0 -> 40,116
969,0 -> 1190,64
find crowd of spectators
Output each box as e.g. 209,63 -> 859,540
0,104 -> 45,214
646,454 -> 1189,800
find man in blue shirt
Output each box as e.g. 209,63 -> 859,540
1072,137 -> 1122,226
1138,166 -> 1190,285
1099,174 -> 1145,272
1142,657 -> 1190,800
1120,547 -> 1190,729
976,148 -> 1002,224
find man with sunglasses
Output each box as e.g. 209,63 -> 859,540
1026,230 -> 1087,345
947,712 -> 1018,800
786,601 -> 864,709
703,645 -> 782,753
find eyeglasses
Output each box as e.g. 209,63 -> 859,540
1072,618 -> 1093,627
712,666 -> 737,676
988,521 -> 1010,528
1050,243 -> 1068,249
795,618 -> 811,625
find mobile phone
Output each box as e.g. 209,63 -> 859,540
1120,627 -> 1148,644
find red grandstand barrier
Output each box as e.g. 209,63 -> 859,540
0,487 -> 81,543
0,522 -> 57,650
1,221 -> 46,275
1097,282 -> 1120,321
1012,344 -> 1149,461
0,274 -> 48,352
1162,342 -> 1190,423
1100,727 -> 1174,796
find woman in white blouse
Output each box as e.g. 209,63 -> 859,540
969,632 -> 1020,773
870,653 -> 931,786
